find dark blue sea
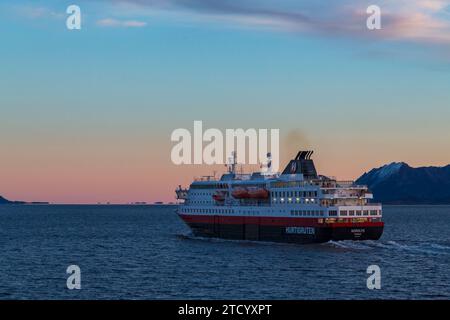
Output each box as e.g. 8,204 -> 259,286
0,205 -> 449,299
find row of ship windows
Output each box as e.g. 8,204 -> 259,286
184,208 -> 313,215
190,192 -> 213,197
290,210 -> 325,217
190,184 -> 229,189
189,191 -> 319,197
182,208 -> 381,216
187,199 -> 318,205
273,197 -> 316,204
185,208 -> 259,214
272,191 -> 318,198
329,210 -> 380,217
188,201 -> 213,204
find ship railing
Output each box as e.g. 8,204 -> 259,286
323,194 -> 366,199
321,185 -> 368,190
330,203 -> 382,208
336,180 -> 355,186
194,176 -> 218,182
217,201 -> 271,207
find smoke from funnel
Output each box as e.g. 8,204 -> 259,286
281,129 -> 310,165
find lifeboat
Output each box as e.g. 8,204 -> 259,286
247,187 -> 269,199
231,187 -> 249,199
212,191 -> 226,202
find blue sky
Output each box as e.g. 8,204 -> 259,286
1,0 -> 450,203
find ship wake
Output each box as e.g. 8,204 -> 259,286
325,239 -> 450,256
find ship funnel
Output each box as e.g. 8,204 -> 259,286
294,150 -> 313,160
282,150 -> 317,179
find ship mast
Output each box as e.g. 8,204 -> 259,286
261,152 -> 273,175
227,151 -> 237,174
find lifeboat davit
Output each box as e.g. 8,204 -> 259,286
247,187 -> 269,199
231,187 -> 249,199
212,191 -> 226,202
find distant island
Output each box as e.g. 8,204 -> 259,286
356,162 -> 450,204
0,195 -> 48,205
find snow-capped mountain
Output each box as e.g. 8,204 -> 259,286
356,162 -> 450,204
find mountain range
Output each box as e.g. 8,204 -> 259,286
2,162 -> 450,205
0,195 -> 25,205
356,162 -> 450,204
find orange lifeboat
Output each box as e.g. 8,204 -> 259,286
247,187 -> 269,199
212,191 -> 226,202
231,187 -> 249,199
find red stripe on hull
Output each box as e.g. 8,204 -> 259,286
179,214 -> 383,228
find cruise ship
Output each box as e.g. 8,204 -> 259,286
175,150 -> 383,244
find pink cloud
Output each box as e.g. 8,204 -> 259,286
105,0 -> 450,45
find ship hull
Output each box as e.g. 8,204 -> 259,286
179,214 -> 383,244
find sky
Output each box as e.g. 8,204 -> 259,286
1,0 -> 450,204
